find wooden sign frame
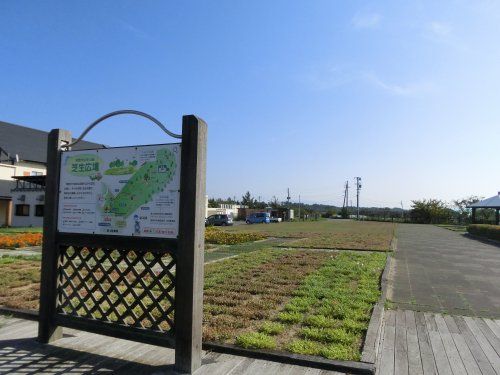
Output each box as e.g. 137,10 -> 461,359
38,115 -> 207,373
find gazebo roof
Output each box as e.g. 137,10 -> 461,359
467,193 -> 500,209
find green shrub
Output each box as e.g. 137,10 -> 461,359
236,332 -> 276,349
259,322 -> 285,335
321,344 -> 360,361
304,315 -> 337,329
467,224 -> 500,241
277,311 -> 302,324
286,339 -> 323,356
299,327 -> 355,345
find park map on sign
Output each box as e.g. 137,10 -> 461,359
58,144 -> 181,238
103,148 -> 177,217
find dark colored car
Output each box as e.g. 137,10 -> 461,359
245,212 -> 270,224
205,214 -> 233,226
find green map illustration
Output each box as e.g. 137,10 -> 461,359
103,148 -> 177,217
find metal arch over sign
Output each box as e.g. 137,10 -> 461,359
57,143 -> 181,238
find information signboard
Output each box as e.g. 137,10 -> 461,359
57,143 -> 181,238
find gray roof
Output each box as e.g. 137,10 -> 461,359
0,120 -> 104,164
467,193 -> 500,208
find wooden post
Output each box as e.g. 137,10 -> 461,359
496,208 -> 499,225
175,115 -> 207,373
6,200 -> 12,226
38,129 -> 72,343
471,207 -> 476,224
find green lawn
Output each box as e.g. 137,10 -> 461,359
0,220 -> 391,361
0,255 -> 41,310
205,248 -> 387,360
223,220 -> 395,251
0,227 -> 42,234
205,238 -> 288,263
0,247 -> 386,361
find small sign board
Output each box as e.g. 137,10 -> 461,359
57,144 -> 181,238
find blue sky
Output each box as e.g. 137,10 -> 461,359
1,1 -> 499,207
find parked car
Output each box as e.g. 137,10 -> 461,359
245,212 -> 270,224
270,217 -> 282,223
205,214 -> 233,226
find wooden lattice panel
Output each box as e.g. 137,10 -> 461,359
56,246 -> 175,333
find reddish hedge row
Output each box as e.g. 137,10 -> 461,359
467,224 -> 500,242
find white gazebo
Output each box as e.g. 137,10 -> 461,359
467,192 -> 500,225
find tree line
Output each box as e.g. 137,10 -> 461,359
208,192 -> 494,224
409,196 -> 495,224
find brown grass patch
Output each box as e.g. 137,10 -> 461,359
222,220 -> 395,251
202,250 -> 335,343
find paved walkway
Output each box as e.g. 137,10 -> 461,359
0,317 -> 345,374
390,224 -> 500,318
376,309 -> 500,375
0,246 -> 42,257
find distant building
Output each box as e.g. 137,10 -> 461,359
0,121 -> 102,227
237,207 -> 294,221
204,196 -> 247,219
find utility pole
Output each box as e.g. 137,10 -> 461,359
286,188 -> 291,220
355,177 -> 362,220
401,201 -> 404,222
346,181 -> 349,217
342,186 -> 345,209
342,181 -> 349,218
298,194 -> 301,221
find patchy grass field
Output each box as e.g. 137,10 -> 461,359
0,256 -> 41,310
223,220 -> 395,251
232,251 -> 386,360
0,248 -> 386,361
205,227 -> 265,245
203,249 -> 331,342
204,238 -> 291,263
0,221 -> 391,360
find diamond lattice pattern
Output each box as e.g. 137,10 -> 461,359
57,246 -> 175,333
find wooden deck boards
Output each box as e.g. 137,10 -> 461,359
3,310 -> 499,374
0,317 -> 344,374
377,310 -> 500,375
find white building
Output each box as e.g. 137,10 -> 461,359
0,121 -> 102,227
9,176 -> 46,227
205,196 -> 247,219
0,159 -> 45,226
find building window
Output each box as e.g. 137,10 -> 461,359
35,205 -> 44,217
31,171 -> 43,176
15,204 -> 30,216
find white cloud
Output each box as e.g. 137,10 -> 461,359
300,65 -> 352,91
364,73 -> 438,96
299,65 -> 437,96
424,21 -> 467,52
351,12 -> 382,29
117,19 -> 151,39
429,21 -> 452,38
